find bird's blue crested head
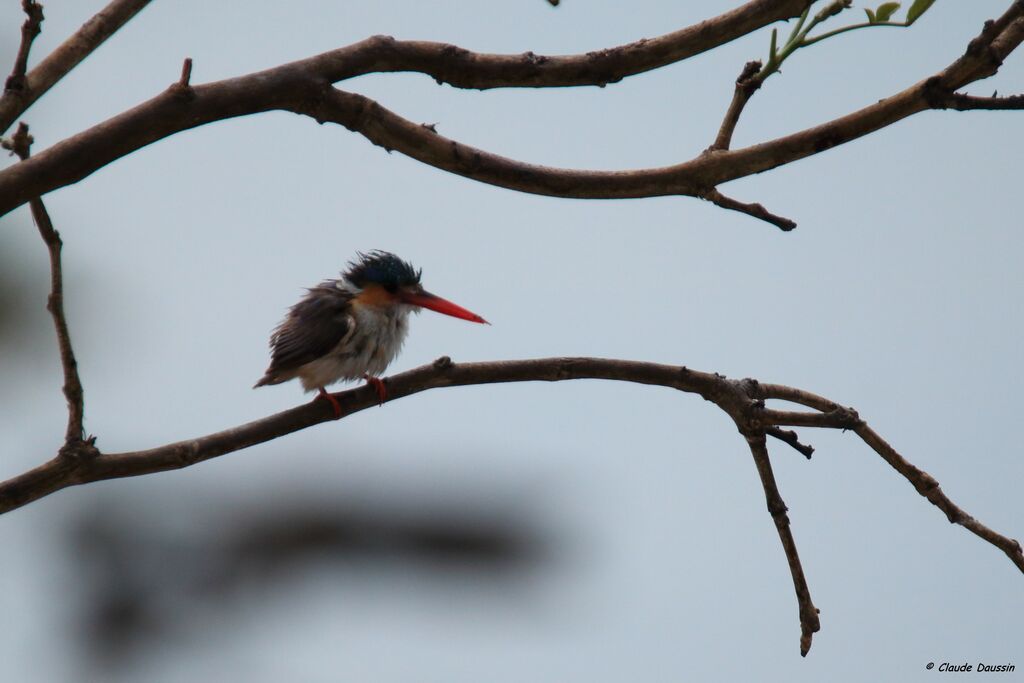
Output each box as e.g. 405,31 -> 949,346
344,251 -> 422,292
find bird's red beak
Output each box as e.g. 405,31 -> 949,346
400,289 -> 488,324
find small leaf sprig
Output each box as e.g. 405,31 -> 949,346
760,0 -> 938,80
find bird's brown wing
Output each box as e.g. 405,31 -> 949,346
255,284 -> 355,386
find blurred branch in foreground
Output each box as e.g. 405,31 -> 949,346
69,491 -> 548,671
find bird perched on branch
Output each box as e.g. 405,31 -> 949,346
255,251 -> 488,415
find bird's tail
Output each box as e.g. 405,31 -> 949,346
253,371 -> 284,389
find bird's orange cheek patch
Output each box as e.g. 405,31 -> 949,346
353,284 -> 395,308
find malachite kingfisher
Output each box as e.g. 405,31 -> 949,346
255,251 -> 487,415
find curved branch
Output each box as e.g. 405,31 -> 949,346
1,358 -> 722,513
0,2 -> 1020,223
1,355 -> 1019,572
0,0 -> 154,134
259,0 -> 815,90
756,383 -> 840,412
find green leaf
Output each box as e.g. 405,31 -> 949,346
906,0 -> 936,25
875,2 -> 900,22
864,7 -> 877,22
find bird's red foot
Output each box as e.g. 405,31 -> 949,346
364,374 -> 387,406
316,387 -> 343,419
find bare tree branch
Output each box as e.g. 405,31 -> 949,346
0,357 -> 724,514
0,0 -> 153,135
1,356 -> 1019,587
0,2 -> 1020,226
754,383 -> 1024,574
745,433 -> 820,656
313,0 -> 814,89
4,0 -> 45,93
1,123 -> 90,452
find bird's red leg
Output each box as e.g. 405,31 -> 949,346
316,387 -> 343,419
364,374 -> 387,406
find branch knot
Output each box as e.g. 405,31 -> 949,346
58,436 -> 99,461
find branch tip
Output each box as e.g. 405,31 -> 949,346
767,426 -> 815,459
4,0 -> 45,93
707,60 -> 763,152
1,121 -> 34,158
700,188 -> 797,231
179,57 -> 193,88
854,423 -> 1024,574
746,435 -> 820,655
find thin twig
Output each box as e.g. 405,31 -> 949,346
799,19 -> 904,47
2,123 -> 88,449
745,434 -> 820,656
0,0 -> 153,134
4,0 -> 45,93
854,423 -> 1024,573
699,187 -> 797,231
757,382 -> 1024,573
178,57 -> 193,88
708,60 -> 762,152
707,0 -> 929,157
766,426 -> 814,459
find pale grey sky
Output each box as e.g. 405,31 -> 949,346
1,2 -> 1021,681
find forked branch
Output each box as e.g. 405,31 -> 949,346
1,123 -> 90,452
1,356 -> 1021,656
